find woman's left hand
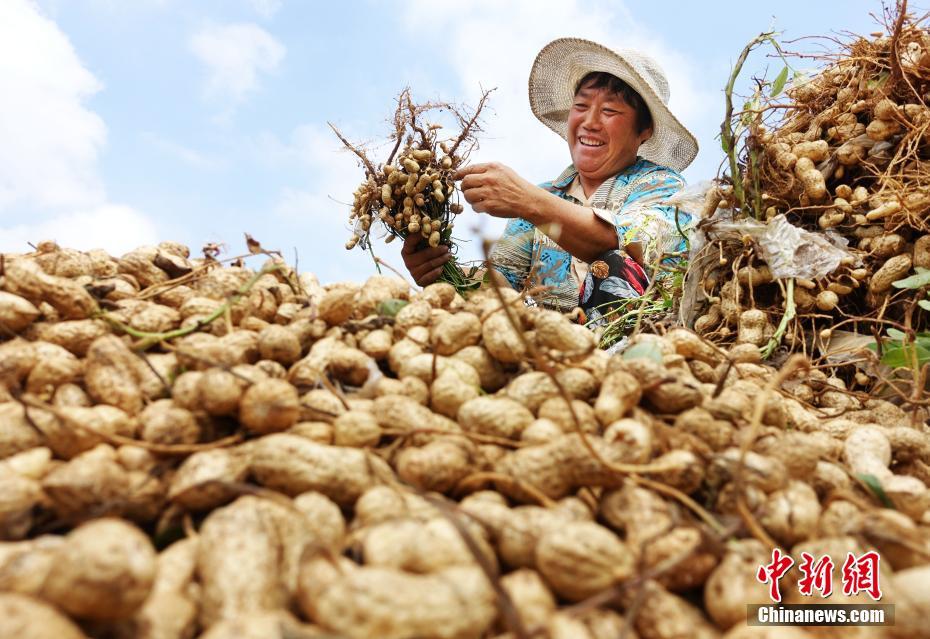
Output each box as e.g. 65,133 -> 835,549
455,162 -> 541,219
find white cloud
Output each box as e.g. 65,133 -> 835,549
0,0 -> 107,212
81,0 -> 171,11
275,186 -> 351,227
256,124 -> 334,167
399,0 -> 718,183
262,124 -> 398,283
0,0 -> 160,257
247,0 -> 282,19
189,23 -> 285,104
142,131 -> 225,170
0,205 -> 159,255
389,0 -> 722,262
260,123 -> 365,225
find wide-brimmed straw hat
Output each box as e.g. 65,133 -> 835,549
529,37 -> 698,172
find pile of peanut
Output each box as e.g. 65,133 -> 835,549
0,240 -> 928,639
694,23 -> 930,353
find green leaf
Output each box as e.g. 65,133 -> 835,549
740,98 -> 759,127
868,71 -> 890,91
880,339 -> 930,369
919,299 -> 930,311
623,341 -> 664,364
872,328 -> 930,369
886,328 -> 907,340
892,267 -> 930,289
377,298 -> 409,317
856,473 -> 895,509
771,66 -> 790,97
880,345 -> 913,369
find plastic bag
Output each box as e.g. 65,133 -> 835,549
708,214 -> 853,280
679,209 -> 855,327
661,180 -> 717,219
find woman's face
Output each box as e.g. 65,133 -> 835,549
567,82 -> 653,187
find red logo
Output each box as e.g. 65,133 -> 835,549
756,550 -> 882,602
841,551 -> 882,601
756,548 -> 795,603
797,552 -> 834,597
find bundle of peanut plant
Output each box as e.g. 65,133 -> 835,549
691,3 -> 930,398
332,88 -> 492,294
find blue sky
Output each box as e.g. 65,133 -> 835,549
0,0 -> 909,284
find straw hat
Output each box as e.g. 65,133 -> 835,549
529,37 -> 698,172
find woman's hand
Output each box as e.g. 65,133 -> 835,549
401,234 -> 451,287
456,162 -> 542,219
456,161 -> 618,263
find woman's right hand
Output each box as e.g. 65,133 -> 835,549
401,234 -> 451,286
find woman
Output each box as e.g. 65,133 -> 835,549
402,38 -> 698,326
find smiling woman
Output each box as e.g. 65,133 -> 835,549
568,72 -> 655,192
402,37 -> 699,329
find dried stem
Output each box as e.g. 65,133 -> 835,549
18,395 -> 243,454
422,494 -> 529,639
329,121 -> 376,176
448,88 -> 495,159
100,263 -> 281,351
734,354 -> 809,548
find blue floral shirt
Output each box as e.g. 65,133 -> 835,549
488,158 -> 688,310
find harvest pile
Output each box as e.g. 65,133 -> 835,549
334,88 -> 492,292
0,240 -> 928,639
690,11 -> 930,377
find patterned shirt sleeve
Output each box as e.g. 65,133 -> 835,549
600,169 -> 689,271
488,217 -> 535,291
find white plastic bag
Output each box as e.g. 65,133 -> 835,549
708,214 -> 853,280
